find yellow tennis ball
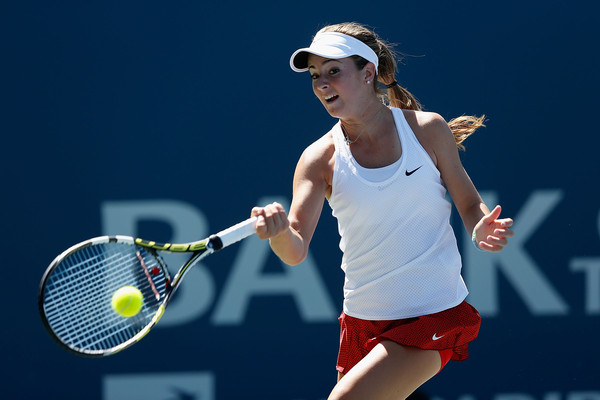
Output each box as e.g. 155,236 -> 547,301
111,286 -> 144,317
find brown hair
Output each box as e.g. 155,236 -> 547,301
318,22 -> 485,150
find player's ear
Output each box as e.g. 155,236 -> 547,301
364,62 -> 377,84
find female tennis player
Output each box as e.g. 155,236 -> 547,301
251,22 -> 514,399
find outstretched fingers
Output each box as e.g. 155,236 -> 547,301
475,206 -> 514,252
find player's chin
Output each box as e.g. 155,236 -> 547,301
321,100 -> 342,118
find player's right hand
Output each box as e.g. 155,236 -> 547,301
251,202 -> 290,240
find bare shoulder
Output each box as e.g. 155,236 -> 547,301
402,110 -> 455,165
300,131 -> 335,166
404,110 -> 452,139
295,131 -> 335,191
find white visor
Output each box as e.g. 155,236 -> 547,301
290,31 -> 379,73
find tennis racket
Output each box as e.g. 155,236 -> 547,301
38,216 -> 257,357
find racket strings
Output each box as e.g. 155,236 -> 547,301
44,246 -> 139,346
46,245 -> 164,350
42,242 -> 168,354
45,249 -> 150,317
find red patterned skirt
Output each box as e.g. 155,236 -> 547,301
336,301 -> 481,374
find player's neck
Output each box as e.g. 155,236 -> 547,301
340,104 -> 389,145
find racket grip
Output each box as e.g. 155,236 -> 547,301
214,216 -> 258,250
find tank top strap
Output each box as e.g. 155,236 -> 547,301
390,108 -> 439,174
331,121 -> 350,158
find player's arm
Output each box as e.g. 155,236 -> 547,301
252,136 -> 333,265
414,112 -> 513,252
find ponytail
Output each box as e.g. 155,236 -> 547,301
446,115 -> 486,151
386,84 -> 422,111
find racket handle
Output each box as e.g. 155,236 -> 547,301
212,216 -> 258,250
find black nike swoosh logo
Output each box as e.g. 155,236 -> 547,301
405,166 -> 422,176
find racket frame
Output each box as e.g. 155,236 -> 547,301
38,217 -> 256,357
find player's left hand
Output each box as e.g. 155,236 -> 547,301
473,205 -> 514,252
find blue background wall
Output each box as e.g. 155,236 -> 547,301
3,1 -> 599,399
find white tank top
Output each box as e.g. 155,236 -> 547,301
328,107 -> 468,320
